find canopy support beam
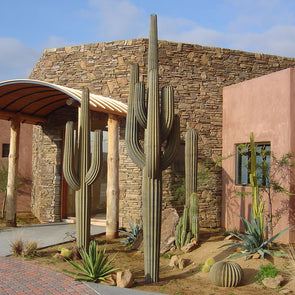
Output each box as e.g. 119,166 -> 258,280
6,118 -> 20,227
106,114 -> 120,239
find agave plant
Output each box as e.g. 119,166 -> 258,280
119,220 -> 142,246
221,213 -> 293,259
64,240 -> 119,282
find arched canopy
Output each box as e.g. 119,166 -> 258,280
0,79 -> 127,124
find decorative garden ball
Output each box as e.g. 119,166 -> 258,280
209,261 -> 243,287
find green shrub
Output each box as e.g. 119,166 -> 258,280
64,240 -> 119,283
119,220 -> 142,246
255,264 -> 281,284
220,213 -> 292,259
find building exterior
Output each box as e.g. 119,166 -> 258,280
223,68 -> 295,243
4,38 -> 295,232
0,120 -> 33,213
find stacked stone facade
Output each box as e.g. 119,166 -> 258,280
29,38 -> 295,227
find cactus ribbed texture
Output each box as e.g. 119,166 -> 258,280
175,193 -> 199,248
125,14 -> 180,283
209,261 -> 243,287
185,129 -> 198,205
63,88 -> 103,250
175,129 -> 199,248
189,193 -> 199,240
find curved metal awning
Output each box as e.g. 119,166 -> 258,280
0,79 -> 127,124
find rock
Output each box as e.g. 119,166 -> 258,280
252,253 -> 261,259
169,255 -> 179,267
116,270 -> 134,288
160,237 -> 176,254
280,289 -> 293,294
101,274 -> 116,286
262,274 -> 284,289
191,238 -> 198,245
178,258 -> 190,270
160,208 -> 179,254
181,242 -> 198,253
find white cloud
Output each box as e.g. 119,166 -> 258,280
225,0 -> 295,32
158,16 -> 226,47
85,0 -> 147,40
155,14 -> 295,58
43,36 -> 75,49
229,25 -> 295,57
0,38 -> 41,81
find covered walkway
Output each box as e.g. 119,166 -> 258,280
0,79 -> 127,238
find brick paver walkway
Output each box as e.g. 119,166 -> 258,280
0,256 -> 97,294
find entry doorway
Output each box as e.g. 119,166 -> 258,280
62,126 -> 108,222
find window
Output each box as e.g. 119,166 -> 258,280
235,142 -> 270,186
2,144 -> 9,158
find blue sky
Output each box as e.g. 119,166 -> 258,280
1,0 -> 295,81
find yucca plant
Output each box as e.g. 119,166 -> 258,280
119,220 -> 142,246
64,240 -> 119,282
221,213 -> 293,259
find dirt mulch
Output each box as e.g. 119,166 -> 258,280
10,231 -> 295,295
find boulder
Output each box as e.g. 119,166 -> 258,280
262,274 -> 284,289
169,255 -> 179,267
160,208 -> 179,254
178,258 -> 190,270
117,270 -> 134,288
181,242 -> 198,253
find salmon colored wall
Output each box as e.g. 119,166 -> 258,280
0,120 -> 32,177
222,68 -> 295,243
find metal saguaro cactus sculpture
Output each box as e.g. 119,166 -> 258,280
63,88 -> 103,250
126,14 -> 180,283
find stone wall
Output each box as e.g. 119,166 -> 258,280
31,106 -> 77,222
29,38 -> 295,227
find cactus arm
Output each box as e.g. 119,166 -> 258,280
160,86 -> 174,142
134,82 -> 147,128
85,129 -> 102,185
125,64 -> 145,169
160,115 -> 180,171
63,121 -> 80,191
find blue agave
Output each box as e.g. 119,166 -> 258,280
120,220 -> 142,246
221,213 -> 293,259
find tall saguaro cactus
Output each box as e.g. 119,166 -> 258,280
63,88 -> 103,250
126,14 -> 180,283
185,129 -> 198,205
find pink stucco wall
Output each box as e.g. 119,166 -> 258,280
0,120 -> 32,177
222,68 -> 295,243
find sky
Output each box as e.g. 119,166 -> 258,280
1,0 -> 295,81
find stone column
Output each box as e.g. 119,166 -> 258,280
106,114 -> 120,239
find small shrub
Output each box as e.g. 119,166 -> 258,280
205,257 -> 215,267
10,238 -> 37,257
10,237 -> 23,256
201,264 -> 211,273
119,220 -> 142,246
64,240 -> 119,283
255,263 -> 281,285
60,248 -> 72,259
220,213 -> 293,259
22,241 -> 37,258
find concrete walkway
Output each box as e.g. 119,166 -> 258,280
0,223 -> 162,294
0,222 -> 104,256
